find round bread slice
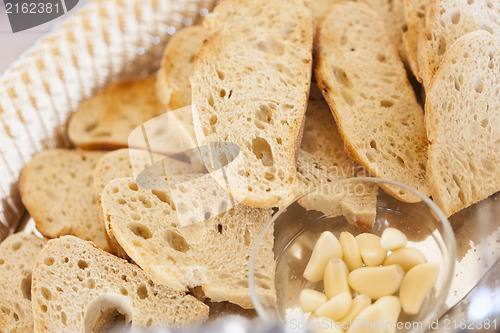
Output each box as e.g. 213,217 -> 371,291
315,2 -> 430,203
417,0 -> 500,89
157,25 -> 206,111
101,177 -> 275,309
0,233 -> 47,333
425,31 -> 500,217
68,76 -> 165,150
19,149 -> 109,251
94,148 -> 200,258
31,236 -> 209,332
191,0 -> 313,208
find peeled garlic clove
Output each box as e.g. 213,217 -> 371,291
309,317 -> 345,333
304,231 -> 343,282
346,304 -> 383,333
339,231 -> 363,271
300,289 -> 328,313
373,296 -> 401,333
324,258 -> 350,299
380,228 -> 408,250
384,247 -> 426,272
355,233 -> 387,266
315,292 -> 352,321
400,263 -> 439,315
338,294 -> 371,329
348,265 -> 404,299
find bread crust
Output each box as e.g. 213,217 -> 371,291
315,2 -> 430,203
425,31 -> 500,216
191,0 -> 313,208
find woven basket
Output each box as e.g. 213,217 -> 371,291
0,0 -> 218,240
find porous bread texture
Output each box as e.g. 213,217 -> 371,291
68,76 -> 165,150
417,0 -> 500,89
19,149 -> 109,251
191,0 -> 313,208
315,1 -> 430,203
297,85 -> 378,230
101,177 -> 275,309
403,0 -> 427,79
0,233 -> 46,333
31,236 -> 209,332
94,148 -> 198,257
157,25 -> 206,111
313,0 -> 408,58
425,31 -> 500,217
366,0 -> 408,59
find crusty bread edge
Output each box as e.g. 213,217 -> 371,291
314,3 -> 426,203
424,30 -> 498,217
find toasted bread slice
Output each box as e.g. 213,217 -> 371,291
157,25 -> 206,111
297,85 -> 378,230
31,236 -> 209,332
101,177 -> 275,309
417,0 -> 500,89
68,76 -> 164,150
316,2 -> 430,202
19,149 -> 109,251
425,31 -> 500,217
94,148 -> 199,257
403,0 -> 427,79
191,0 -> 313,208
0,233 -> 47,333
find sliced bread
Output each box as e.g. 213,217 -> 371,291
0,233 -> 47,333
68,76 -> 165,150
191,0 -> 313,208
366,0 -> 408,59
315,2 -> 430,203
403,0 -> 427,79
31,236 -> 209,332
425,31 -> 500,217
19,149 -> 109,251
297,85 -> 378,230
101,177 -> 275,309
94,148 -> 199,257
157,25 -> 206,111
417,0 -> 500,89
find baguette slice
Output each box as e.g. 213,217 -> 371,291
403,0 -> 427,79
101,177 -> 275,309
94,148 -> 199,257
366,0 -> 408,59
68,76 -> 164,149
191,0 -> 313,208
316,2 -> 430,202
0,233 -> 47,333
417,0 -> 500,89
157,25 -> 206,111
425,31 -> 500,217
32,236 -> 208,332
297,85 -> 378,230
19,149 -> 109,251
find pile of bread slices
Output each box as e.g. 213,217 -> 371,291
1,0 -> 499,332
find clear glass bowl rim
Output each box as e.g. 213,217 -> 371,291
248,177 -> 457,327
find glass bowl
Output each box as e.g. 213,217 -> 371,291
249,178 -> 456,332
